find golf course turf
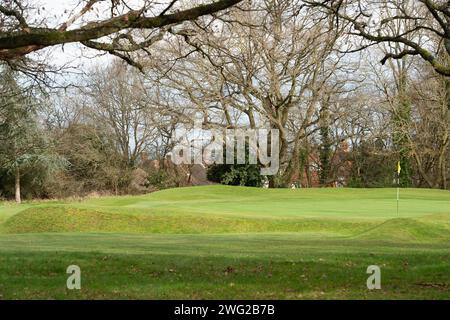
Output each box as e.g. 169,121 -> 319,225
0,186 -> 449,299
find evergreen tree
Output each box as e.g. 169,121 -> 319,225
0,68 -> 66,202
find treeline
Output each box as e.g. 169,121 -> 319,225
1,0 -> 449,202
0,65 -> 194,202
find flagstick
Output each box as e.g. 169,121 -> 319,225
396,175 -> 399,215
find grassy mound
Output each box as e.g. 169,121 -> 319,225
354,218 -> 450,242
2,206 -> 376,235
2,207 -> 147,234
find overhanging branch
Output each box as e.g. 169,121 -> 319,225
0,0 -> 243,60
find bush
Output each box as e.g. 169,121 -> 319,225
207,163 -> 262,187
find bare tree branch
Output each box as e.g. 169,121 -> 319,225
0,0 -> 243,61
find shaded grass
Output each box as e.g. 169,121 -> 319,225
0,233 -> 448,299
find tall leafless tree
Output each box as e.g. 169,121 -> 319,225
147,0 -> 350,186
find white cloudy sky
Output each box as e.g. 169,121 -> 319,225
29,0 -> 112,73
27,0 -> 191,73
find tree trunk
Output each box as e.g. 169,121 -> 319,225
15,167 -> 21,204
438,135 -> 449,190
411,149 -> 434,188
283,141 -> 301,187
446,79 -> 450,111
268,176 -> 276,188
319,102 -> 332,186
441,156 -> 447,190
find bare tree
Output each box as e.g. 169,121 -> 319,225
147,0 -> 348,186
404,65 -> 449,188
305,0 -> 450,77
0,0 -> 243,68
86,61 -> 160,167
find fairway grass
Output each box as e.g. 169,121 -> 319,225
0,186 -> 449,299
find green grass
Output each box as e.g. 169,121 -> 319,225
0,186 -> 449,299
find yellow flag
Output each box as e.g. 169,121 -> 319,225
397,161 -> 401,175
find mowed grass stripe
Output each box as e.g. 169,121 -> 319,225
0,233 -> 448,299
